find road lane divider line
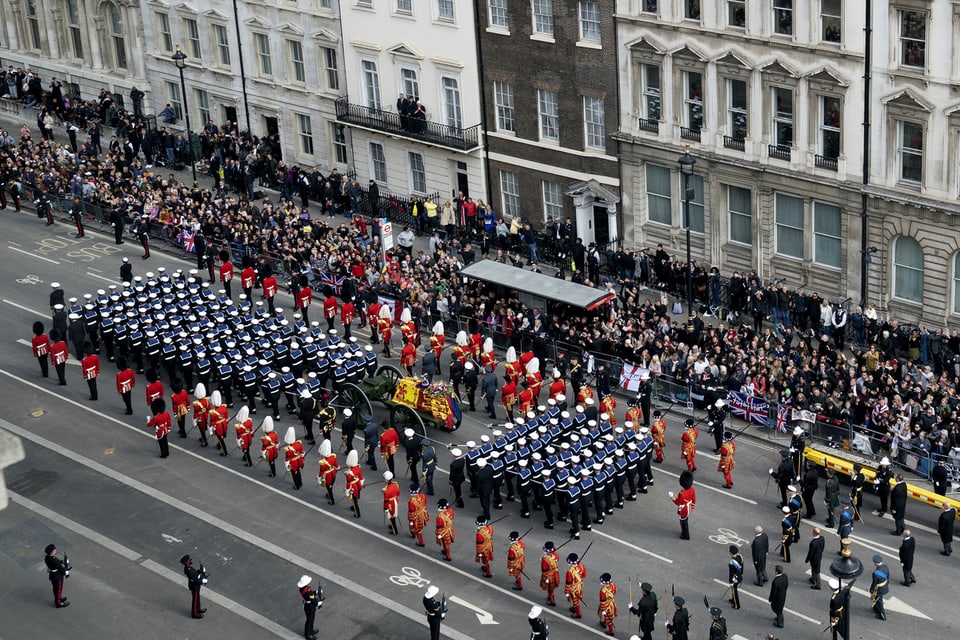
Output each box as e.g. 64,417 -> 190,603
7,246 -> 59,264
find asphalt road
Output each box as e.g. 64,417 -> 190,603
0,196 -> 955,640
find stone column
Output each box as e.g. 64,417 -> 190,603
90,15 -> 105,69
45,6 -> 62,59
7,3 -> 22,50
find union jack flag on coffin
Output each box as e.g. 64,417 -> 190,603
319,272 -> 345,295
726,391 -> 769,425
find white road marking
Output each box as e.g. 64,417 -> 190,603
447,596 -> 498,624
11,492 -> 301,639
3,298 -> 49,318
7,245 -> 60,264
0,379 -> 614,638
87,271 -> 119,284
654,466 -> 758,505
711,578 -> 819,625
591,528 -> 673,564
799,569 -> 930,619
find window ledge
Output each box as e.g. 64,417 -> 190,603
496,129 -> 516,137
433,18 -> 457,28
530,33 -> 555,44
576,40 -> 602,50
392,12 -> 416,21
486,26 -> 511,37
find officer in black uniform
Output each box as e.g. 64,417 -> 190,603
297,575 -> 323,640
708,399 -> 728,453
108,207 -> 124,244
448,447 -> 465,508
180,554 -> 208,619
528,605 -> 549,640
43,544 -> 70,608
120,257 -> 133,283
423,585 -> 446,640
421,438 -> 437,495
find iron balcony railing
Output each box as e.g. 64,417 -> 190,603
335,98 -> 480,151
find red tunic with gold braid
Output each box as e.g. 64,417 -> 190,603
577,386 -> 595,406
625,406 -> 643,428
318,454 -> 339,487
430,334 -> 444,361
436,507 -> 455,545
598,582 -> 618,624
681,427 -> 698,461
235,417 -> 253,451
401,322 -> 417,345
600,395 -> 618,425
504,361 -> 523,385
475,525 -> 494,563
548,378 -> 566,400
480,350 -> 496,370
507,540 -> 526,577
261,431 -> 280,461
408,493 -> 429,533
565,563 -> 586,604
540,551 -> 560,590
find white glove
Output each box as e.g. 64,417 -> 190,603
345,489 -> 351,497
769,468 -> 774,475
201,578 -> 208,584
318,476 -> 325,486
237,439 -> 244,448
145,416 -> 151,423
261,450 -> 267,459
668,491 -> 675,498
409,521 -> 415,527
64,571 -> 70,577
665,621 -> 670,628
206,427 -> 214,436
873,479 -> 880,485
285,461 -> 291,471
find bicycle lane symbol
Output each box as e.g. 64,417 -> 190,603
389,566 -> 431,588
708,528 -> 748,548
16,275 -> 43,285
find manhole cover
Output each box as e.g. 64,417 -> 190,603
30,409 -> 45,418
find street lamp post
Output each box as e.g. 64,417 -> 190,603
678,146 -> 697,318
172,45 -> 197,184
829,537 -> 864,640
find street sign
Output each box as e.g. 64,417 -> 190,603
380,218 -> 394,259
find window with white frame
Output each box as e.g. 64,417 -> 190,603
542,181 -> 564,220
195,89 -> 211,126
494,81 -> 515,132
952,254 -> 960,314
727,79 -> 747,140
773,0 -> 793,35
898,120 -> 924,184
25,0 -> 41,50
212,24 -> 231,66
184,18 -> 201,59
533,0 -> 554,36
819,95 -> 841,159
641,64 -> 661,120
297,114 -> 314,155
578,2 -> 601,43
684,173 -> 705,233
538,89 -> 560,142
437,0 -> 455,21
893,236 -> 923,303
684,0 -> 701,21
583,96 -> 605,151
646,164 -> 672,225
773,87 -> 793,147
441,76 -> 463,129
356,0 -> 373,7
166,81 -> 183,119
322,47 -> 340,91
288,41 -> 306,83
370,142 -> 388,183
489,0 -> 509,28
107,2 -> 127,69
66,0 -> 84,59
395,0 -> 413,14
409,152 -> 427,194
728,185 -> 751,245
900,10 -> 926,68
331,122 -> 347,164
156,11 -> 173,54
727,0 -> 745,28
643,0 -> 657,13
499,170 -> 520,218
774,193 -> 803,258
361,59 -> 382,109
821,0 -> 841,43
320,0 -> 332,7
400,68 -> 420,100
254,33 -> 273,76
813,201 -> 841,268
684,71 -> 703,130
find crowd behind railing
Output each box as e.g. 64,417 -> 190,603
4,76 -> 959,492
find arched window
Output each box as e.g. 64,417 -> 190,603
893,235 -> 923,303
107,3 -> 127,69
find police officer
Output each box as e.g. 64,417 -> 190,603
43,544 -> 70,608
423,585 -> 446,640
297,575 -> 323,640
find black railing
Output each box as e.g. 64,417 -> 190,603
335,98 -> 480,151
815,154 -> 838,171
356,187 -> 442,228
723,136 -> 745,151
768,144 -> 791,161
680,126 -> 701,142
638,117 -> 659,133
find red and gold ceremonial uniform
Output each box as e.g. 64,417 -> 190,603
284,439 -> 306,490
235,416 -> 254,466
378,315 -> 393,352
219,260 -> 234,289
318,453 -> 339,504
340,299 -> 355,329
323,295 -> 338,323
651,416 -> 667,462
209,404 -> 229,455
400,341 -> 416,373
172,388 -> 190,437
625,405 -> 643,429
518,351 -> 535,368
435,505 -> 455,561
345,464 -> 364,517
598,581 -> 618,635
525,369 -> 543,400
501,380 -> 517,419
577,385 -> 596,407
469,333 -> 483,360
452,344 -> 469,365
260,429 -> 280,476
718,439 -> 736,489
681,425 -> 699,472
401,321 -> 417,345
480,349 -> 496,371
383,480 -> 401,535
429,333 -> 444,361
295,285 -> 313,316
240,265 -> 256,291
147,410 -> 172,458
507,539 -> 526,590
504,360 -> 523,385
565,561 -> 587,618
673,485 -> 697,539
540,549 -> 560,606
600,395 -> 618,426
146,379 -> 165,405
548,377 -> 566,401
262,275 -> 278,300
32,332 -> 51,377
81,352 -> 99,399
475,524 -> 494,578
379,426 -> 400,473
407,492 -> 429,546
192,395 -> 211,438
518,387 -> 535,415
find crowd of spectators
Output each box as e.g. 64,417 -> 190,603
3,81 -> 960,478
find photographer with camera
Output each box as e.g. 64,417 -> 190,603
180,554 -> 209,619
43,544 -> 71,608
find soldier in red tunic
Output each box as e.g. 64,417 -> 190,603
453,331 -> 469,365
50,329 -> 69,386
525,358 -> 543,400
240,257 -> 256,301
31,321 -> 51,378
565,552 -> 587,618
81,345 -> 100,401
407,484 -> 429,546
597,573 -> 618,636
115,356 -> 136,415
323,292 -> 338,332
681,418 -> 699,473
548,369 -> 566,401
193,383 -> 211,447
501,377 -> 518,422
146,368 -> 164,406
540,541 -> 560,606
383,471 -> 401,535
218,250 -> 234,300
625,399 -> 643,430
147,398 -> 172,458
507,530 -> 527,591
260,417 -> 280,477
295,276 -> 313,325
284,427 -> 306,490
504,346 -> 522,385
172,379 -> 190,438
600,394 -> 618,426
341,297 -> 355,340
209,391 -> 229,456
480,337 -> 496,371
378,305 -> 393,357
235,405 -> 254,467
345,449 -> 364,518
400,308 -> 417,345
317,439 -> 340,505
718,431 -> 736,489
379,421 -> 400,475
435,498 -> 455,561
401,339 -> 417,376
261,267 -> 279,316
670,470 -> 697,540
475,515 -> 495,578
429,322 -> 445,375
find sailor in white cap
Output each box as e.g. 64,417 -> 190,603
528,605 -> 547,640
298,574 -> 323,640
403,427 -> 422,482
708,397 -> 728,453
423,585 -> 446,640
874,456 -> 894,517
789,425 -> 806,479
449,447 -> 466,507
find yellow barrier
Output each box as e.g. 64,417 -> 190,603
803,446 -> 960,517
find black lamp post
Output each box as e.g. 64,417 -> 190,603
678,146 -> 697,317
172,45 -> 197,184
829,537 -> 864,640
